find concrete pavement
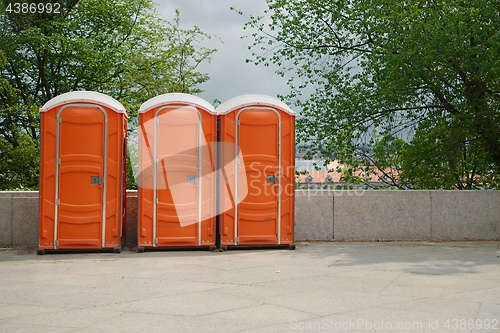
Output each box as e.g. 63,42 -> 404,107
0,241 -> 499,333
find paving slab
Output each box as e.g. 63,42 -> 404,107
0,242 -> 499,333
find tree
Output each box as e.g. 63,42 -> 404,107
237,0 -> 500,189
0,0 -> 216,189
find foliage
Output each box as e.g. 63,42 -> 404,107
0,132 -> 39,189
237,0 -> 500,189
0,0 -> 216,189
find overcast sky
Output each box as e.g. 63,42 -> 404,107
155,0 -> 290,106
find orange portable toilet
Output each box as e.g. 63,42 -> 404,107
38,91 -> 128,254
137,93 -> 217,251
216,95 -> 296,249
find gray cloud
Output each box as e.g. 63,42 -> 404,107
154,0 -> 290,105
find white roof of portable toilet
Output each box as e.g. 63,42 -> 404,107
139,93 -> 216,114
216,94 -> 295,115
40,91 -> 126,113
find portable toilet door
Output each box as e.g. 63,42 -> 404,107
38,91 -> 128,254
137,93 -> 217,251
216,95 -> 296,249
